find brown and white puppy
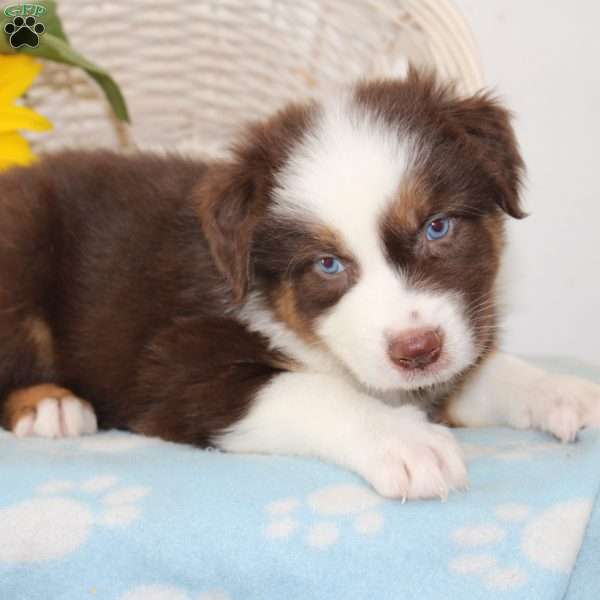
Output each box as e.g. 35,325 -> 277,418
1,71 -> 599,500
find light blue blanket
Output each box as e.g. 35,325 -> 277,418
1,358 -> 599,600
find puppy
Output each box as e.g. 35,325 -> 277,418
1,71 -> 599,500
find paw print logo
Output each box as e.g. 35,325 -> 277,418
448,499 -> 592,590
0,475 -> 150,563
264,483 -> 385,550
4,15 -> 45,49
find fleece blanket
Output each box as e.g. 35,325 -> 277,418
1,358 -> 599,600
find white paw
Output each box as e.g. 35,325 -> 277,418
519,374 -> 600,443
14,396 -> 98,439
354,405 -> 468,500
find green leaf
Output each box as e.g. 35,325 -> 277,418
20,34 -> 130,122
0,17 -> 11,52
1,2 -> 129,122
36,1 -> 70,44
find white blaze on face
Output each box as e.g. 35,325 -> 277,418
273,97 -> 477,391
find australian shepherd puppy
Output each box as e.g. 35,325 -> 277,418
1,71 -> 599,500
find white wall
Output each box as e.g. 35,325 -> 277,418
453,0 -> 600,364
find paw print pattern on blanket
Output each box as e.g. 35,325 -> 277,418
449,498 -> 593,590
0,475 -> 150,562
78,432 -> 162,453
462,439 -> 559,462
265,483 -> 385,549
120,584 -> 231,600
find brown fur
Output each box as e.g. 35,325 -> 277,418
195,102 -> 316,303
25,317 -> 54,371
372,70 -> 525,379
0,150 -> 289,442
388,177 -> 431,231
382,205 -> 504,360
0,71 -> 524,445
354,69 -> 525,220
255,218 -> 360,341
274,283 -> 318,344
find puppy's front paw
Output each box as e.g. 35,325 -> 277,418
4,384 -> 97,438
356,406 -> 468,500
521,375 -> 600,443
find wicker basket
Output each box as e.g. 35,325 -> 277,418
26,0 -> 483,156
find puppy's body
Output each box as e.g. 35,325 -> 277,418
0,152 -> 283,443
2,72 -> 599,499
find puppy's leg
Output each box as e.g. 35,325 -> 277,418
3,384 -> 97,438
217,372 -> 467,500
0,315 -> 97,438
445,352 -> 600,442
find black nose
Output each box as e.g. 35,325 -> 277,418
388,328 -> 442,370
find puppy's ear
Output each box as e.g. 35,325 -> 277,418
448,93 -> 527,219
196,104 -> 313,303
195,162 -> 263,303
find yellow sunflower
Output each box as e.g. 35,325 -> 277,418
0,54 -> 53,171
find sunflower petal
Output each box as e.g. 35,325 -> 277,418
0,105 -> 53,133
0,132 -> 36,170
0,55 -> 44,103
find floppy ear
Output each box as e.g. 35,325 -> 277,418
195,102 -> 313,303
365,69 -> 527,219
448,93 -> 527,219
195,162 -> 263,303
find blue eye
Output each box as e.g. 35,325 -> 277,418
425,216 -> 451,241
316,256 -> 345,275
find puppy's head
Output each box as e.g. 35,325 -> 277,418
198,70 -> 525,392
